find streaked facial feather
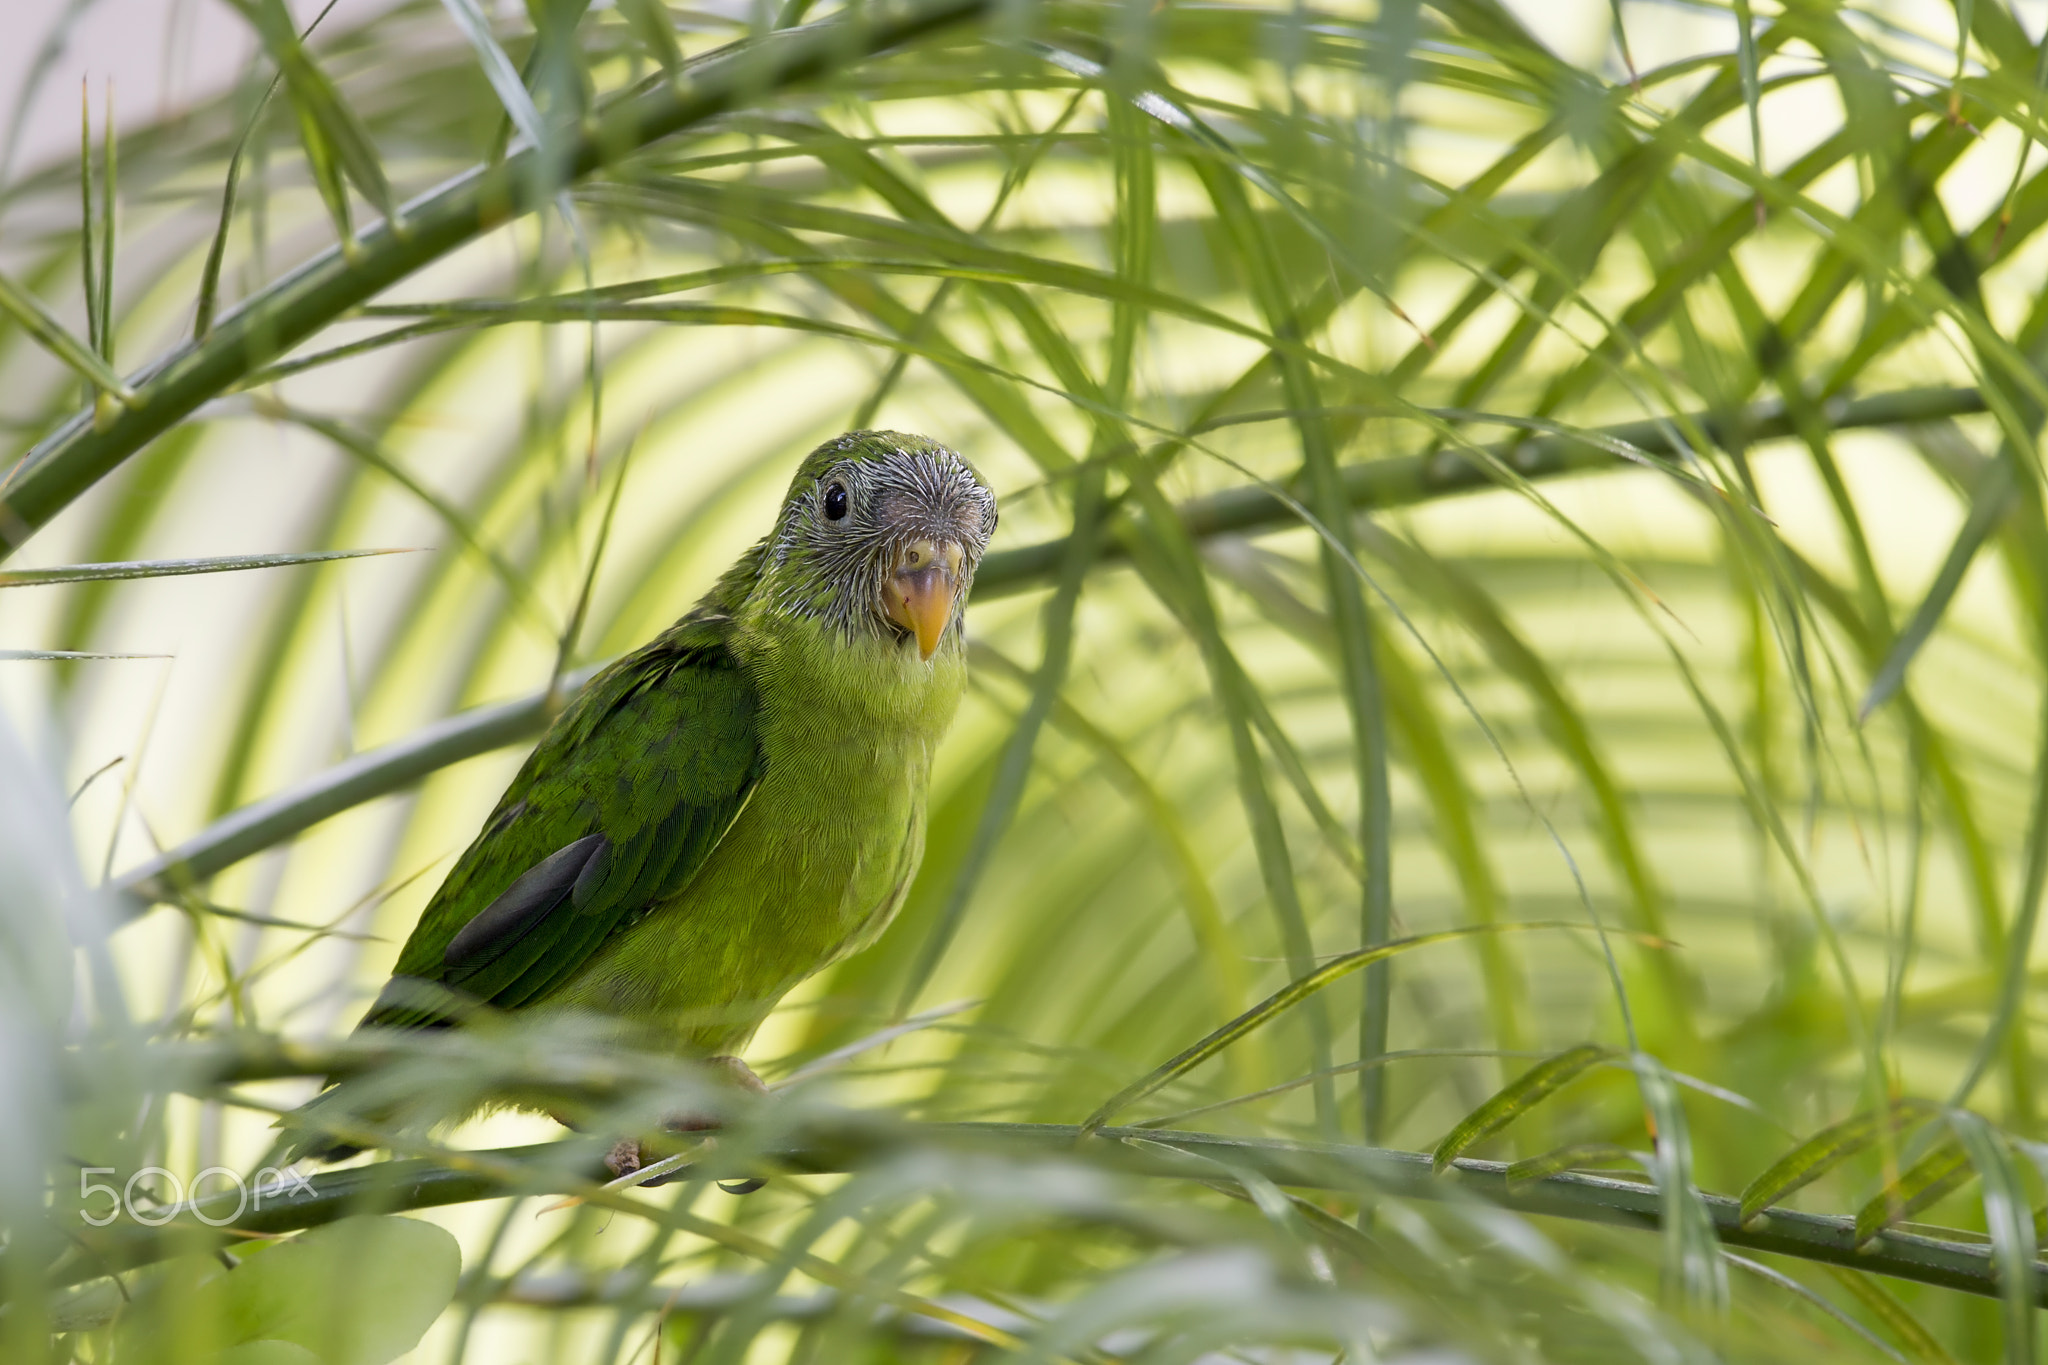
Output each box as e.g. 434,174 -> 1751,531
760,431 -> 996,644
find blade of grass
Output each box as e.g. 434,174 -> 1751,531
76,78 -> 97,363
1740,1101 -> 1940,1225
1855,1132 -> 1974,1248
1432,1044 -> 1616,1172
1860,453 -> 2016,722
0,650 -> 167,660
1080,925 -> 1608,1137
195,0 -> 346,339
1824,1267 -> 1962,1365
225,0 -> 398,229
1947,1111 -> 2037,1365
1725,1254 -> 1909,1364
1190,146 -> 1394,1145
615,0 -> 682,70
94,78 -> 113,366
261,404 -> 546,630
0,548 -> 414,588
1634,1052 -> 1727,1311
0,270 -> 133,405
1508,1144 -> 1644,1187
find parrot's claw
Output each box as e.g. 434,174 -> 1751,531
604,1139 -> 644,1180
599,1057 -> 772,1189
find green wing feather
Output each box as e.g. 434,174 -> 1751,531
361,597 -> 764,1030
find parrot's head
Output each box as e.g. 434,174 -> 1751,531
764,431 -> 998,663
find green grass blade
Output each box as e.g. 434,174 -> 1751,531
1739,1100 -> 1940,1225
0,548 -> 412,588
1859,455 -> 2016,721
1189,142 -> 1395,1143
1946,1111 -> 2037,1365
1950,688 -> 2048,1110
94,79 -> 113,366
0,650 -> 166,661
1634,1053 -> 1726,1311
1824,1267 -> 1962,1365
441,0 -> 549,153
1506,1143 -> 1643,1187
1431,1043 -> 1615,1173
1080,924 -> 1593,1138
228,0 -> 398,225
75,77 -> 97,363
1853,1133 -> 1975,1248
1726,1254 -> 1910,1364
615,0 -> 682,70
0,270 -> 132,404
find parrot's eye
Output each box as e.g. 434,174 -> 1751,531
823,483 -> 849,521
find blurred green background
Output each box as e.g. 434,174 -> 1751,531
4,0 -> 2048,1360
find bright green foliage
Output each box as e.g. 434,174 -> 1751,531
9,0 -> 2048,1361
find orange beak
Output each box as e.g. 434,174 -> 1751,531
884,538 -> 963,662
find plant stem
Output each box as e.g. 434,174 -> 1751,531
52,1121 -> 2047,1308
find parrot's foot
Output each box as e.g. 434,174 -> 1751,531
605,1139 -> 646,1180
659,1056 -> 769,1133
601,1057 -> 771,1190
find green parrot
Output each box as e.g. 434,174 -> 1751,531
283,431 -> 997,1174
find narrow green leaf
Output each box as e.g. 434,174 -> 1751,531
1726,1255 -> 1910,1364
1824,1267 -> 1963,1365
1506,1143 -> 1643,1187
1859,455 -> 2016,721
1739,1099 -> 1939,1225
1946,1111 -> 2037,1365
0,548 -> 414,588
1951,685 -> 2048,1111
0,270 -> 133,402
0,650 -> 166,660
440,0 -> 548,150
192,0 -> 344,346
551,424 -> 635,681
1431,1043 -> 1614,1173
1732,0 -> 1763,218
194,113 -> 251,340
1081,925 -> 1592,1138
1635,1053 -> 1726,1312
615,0 -> 682,69
1189,135 -> 1394,1144
94,77 -> 114,366
270,407 -> 544,628
1853,1133 -> 1974,1247
77,76 -> 98,361
226,0 -> 397,226
1605,0 -> 1637,86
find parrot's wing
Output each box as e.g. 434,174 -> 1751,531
361,625 -> 763,1028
